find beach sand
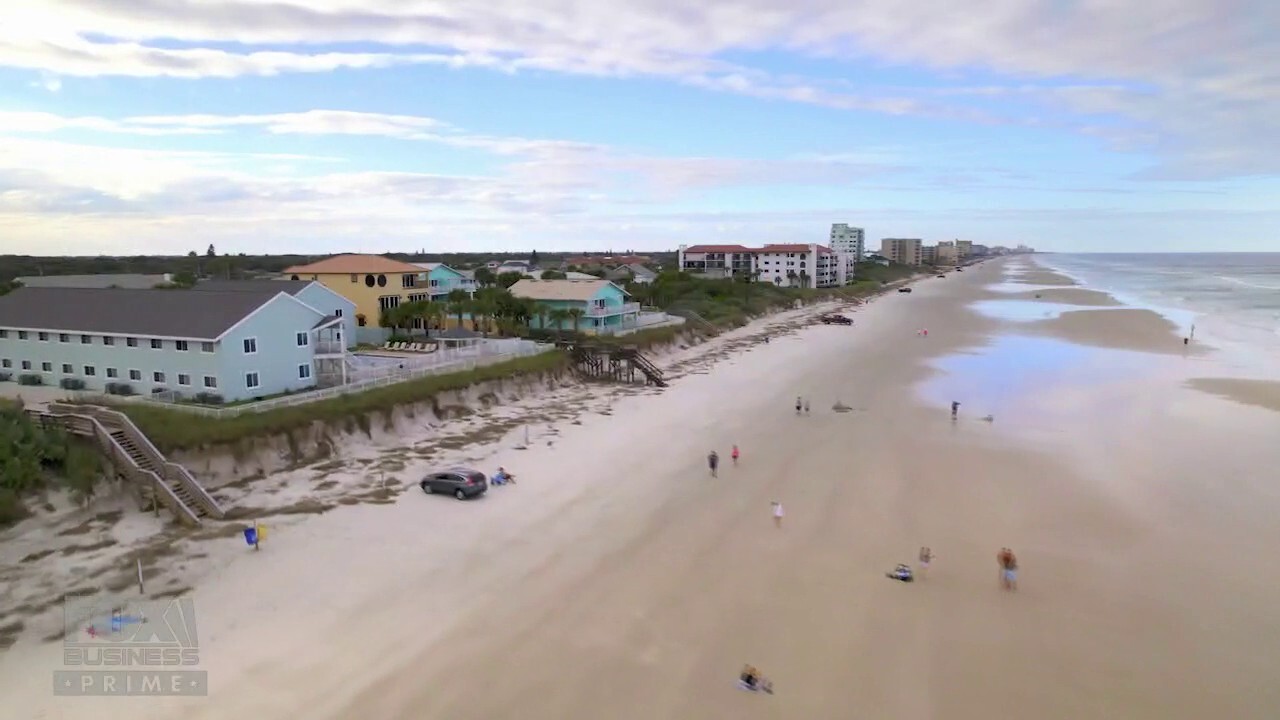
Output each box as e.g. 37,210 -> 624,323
1007,269 -> 1077,286
1010,287 -> 1122,306
1187,377 -> 1280,413
1026,307 -> 1202,355
3,259 -> 1279,719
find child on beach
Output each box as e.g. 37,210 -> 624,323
708,451 -> 719,477
919,547 -> 934,574
951,401 -> 960,420
796,396 -> 802,414
731,445 -> 740,466
998,548 -> 1018,591
803,399 -> 810,414
771,501 -> 784,528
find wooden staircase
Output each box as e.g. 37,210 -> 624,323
34,403 -> 224,525
563,343 -> 667,387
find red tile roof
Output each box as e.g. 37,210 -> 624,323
283,254 -> 424,274
683,245 -> 755,253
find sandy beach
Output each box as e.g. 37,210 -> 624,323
4,257 -> 1279,719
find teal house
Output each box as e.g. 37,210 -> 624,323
509,279 -> 641,335
412,263 -> 474,299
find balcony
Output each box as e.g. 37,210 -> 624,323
587,301 -> 641,317
314,340 -> 346,355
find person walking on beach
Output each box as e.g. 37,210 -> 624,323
998,548 -> 1018,591
708,450 -> 719,478
803,398 -> 810,415
919,547 -> 934,575
796,396 -> 803,415
951,401 -> 960,420
731,444 -> 740,467
771,501 -> 784,529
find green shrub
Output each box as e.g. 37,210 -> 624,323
104,350 -> 570,452
0,405 -> 104,526
59,378 -> 86,390
0,371 -> 11,382
18,374 -> 43,386
105,382 -> 136,396
193,392 -> 225,405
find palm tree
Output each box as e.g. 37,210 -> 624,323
419,301 -> 445,337
447,299 -> 470,330
471,295 -> 497,336
566,307 -> 586,336
547,308 -> 572,340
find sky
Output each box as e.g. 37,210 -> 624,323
0,0 -> 1278,256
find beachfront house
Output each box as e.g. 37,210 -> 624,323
509,279 -> 640,334
754,244 -> 842,288
608,263 -> 657,285
411,263 -> 473,300
0,284 -> 352,402
282,254 -> 472,342
676,245 -> 758,279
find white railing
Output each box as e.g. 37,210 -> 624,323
81,342 -> 555,418
587,301 -> 641,316
314,340 -> 345,354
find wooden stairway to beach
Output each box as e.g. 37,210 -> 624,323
563,343 -> 667,387
34,403 -> 224,525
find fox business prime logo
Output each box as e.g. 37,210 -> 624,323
55,597 -> 207,696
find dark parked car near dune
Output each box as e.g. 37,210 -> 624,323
898,287 -> 913,293
420,468 -> 488,500
819,314 -> 852,325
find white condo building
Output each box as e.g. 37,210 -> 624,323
829,224 -> 864,285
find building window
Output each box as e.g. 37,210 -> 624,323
84,365 -> 96,376
0,359 -> 8,368
243,337 -> 257,354
24,360 -> 33,370
245,372 -> 260,389
0,330 -> 6,339
298,363 -> 311,380
350,274 -> 358,283
153,371 -> 165,383
103,336 -> 115,346
177,373 -> 191,386
38,332 -> 48,341
356,314 -> 367,327
201,342 -> 214,353
126,337 -> 138,347
407,293 -> 429,303
378,295 -> 400,311
16,331 -> 25,339
203,376 -> 217,389
129,369 -> 141,381
80,334 -> 91,344
295,332 -> 309,347
335,308 -> 343,317
402,274 -> 416,288
376,274 -> 387,287
39,361 -> 49,372
150,339 -> 162,349
106,368 -> 118,379
59,333 -> 70,343
175,340 -> 189,352
61,363 -> 72,373
364,274 -> 375,287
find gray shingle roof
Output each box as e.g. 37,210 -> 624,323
0,286 -> 286,340
191,279 -> 312,295
15,274 -> 172,290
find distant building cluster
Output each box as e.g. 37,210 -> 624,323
881,238 -> 1034,267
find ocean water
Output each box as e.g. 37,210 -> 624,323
1035,253 -> 1280,371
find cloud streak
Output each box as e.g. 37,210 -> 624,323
1,1 -> 1274,177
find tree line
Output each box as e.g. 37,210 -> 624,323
0,402 -> 104,526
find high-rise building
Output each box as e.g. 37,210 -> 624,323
880,238 -> 923,266
955,240 -> 972,258
829,224 -> 865,260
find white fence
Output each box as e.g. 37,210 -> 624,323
80,341 -> 556,419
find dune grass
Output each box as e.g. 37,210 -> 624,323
111,350 -> 570,452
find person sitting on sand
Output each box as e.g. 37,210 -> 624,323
492,467 -> 516,485
740,665 -> 758,689
919,547 -> 934,572
998,548 -> 1018,591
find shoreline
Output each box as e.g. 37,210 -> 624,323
4,258 -> 1279,719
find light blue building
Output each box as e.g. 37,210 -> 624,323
411,263 -> 474,299
0,281 -> 356,403
509,279 -> 641,334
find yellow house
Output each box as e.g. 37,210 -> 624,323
283,254 -> 456,332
